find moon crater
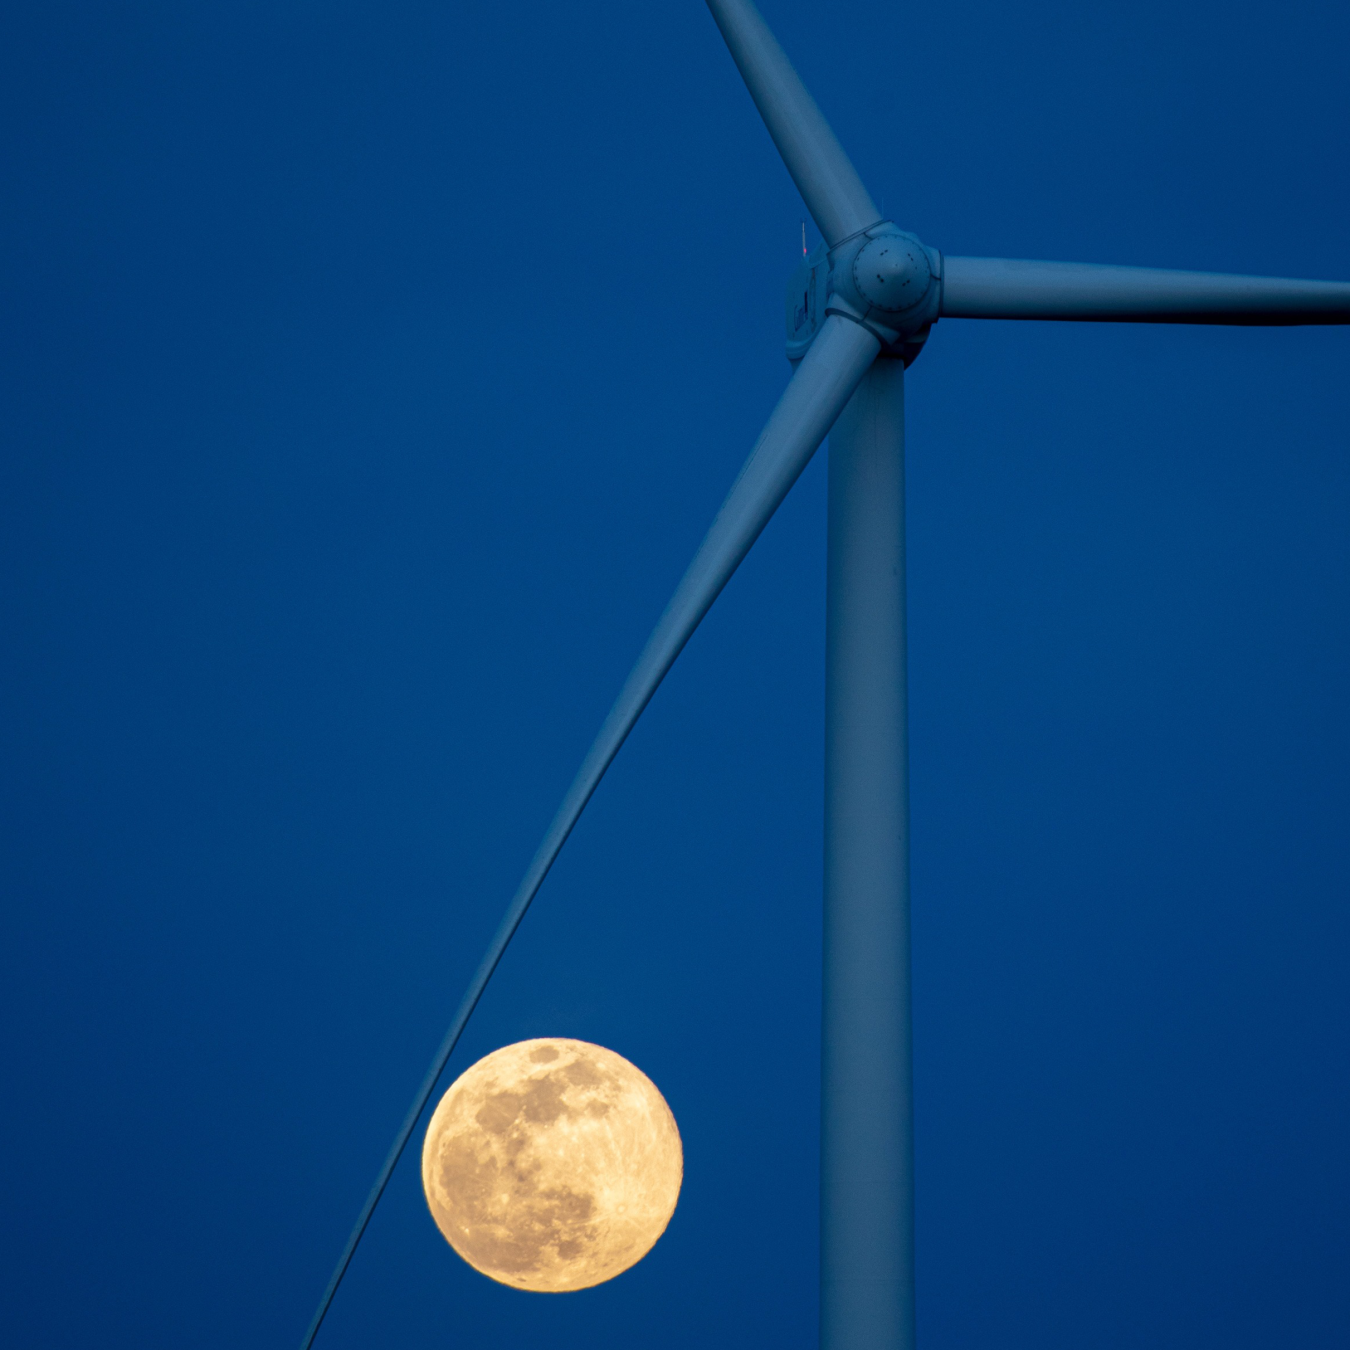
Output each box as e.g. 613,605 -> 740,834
421,1039 -> 682,1291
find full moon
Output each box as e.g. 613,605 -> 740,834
421,1038 -> 683,1291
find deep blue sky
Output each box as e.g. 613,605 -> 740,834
3,2 -> 1349,1347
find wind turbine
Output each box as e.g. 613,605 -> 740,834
301,1 -> 1350,1346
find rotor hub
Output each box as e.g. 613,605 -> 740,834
852,234 -> 932,315
785,222 -> 943,367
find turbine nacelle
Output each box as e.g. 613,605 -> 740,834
786,222 -> 942,367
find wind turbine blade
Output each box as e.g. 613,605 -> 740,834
298,313 -> 879,1350
941,257 -> 1350,324
705,0 -> 880,246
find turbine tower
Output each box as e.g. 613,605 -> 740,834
302,2 -> 1350,1345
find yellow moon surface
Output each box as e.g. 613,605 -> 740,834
420,1038 -> 682,1292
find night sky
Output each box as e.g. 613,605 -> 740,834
3,2 -> 1349,1347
